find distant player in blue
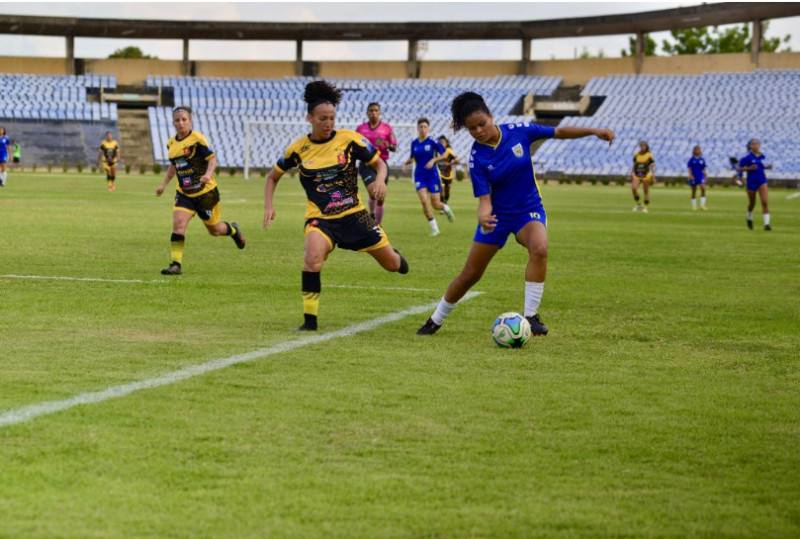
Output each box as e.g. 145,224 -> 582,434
0,126 -> 11,187
417,92 -> 615,337
687,145 -> 708,211
738,139 -> 773,230
402,118 -> 454,236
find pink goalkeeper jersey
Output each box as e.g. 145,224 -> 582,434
355,121 -> 397,161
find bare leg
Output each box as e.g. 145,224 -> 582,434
444,242 -> 500,303
368,244 -> 405,272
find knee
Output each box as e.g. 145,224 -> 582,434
529,242 -> 548,260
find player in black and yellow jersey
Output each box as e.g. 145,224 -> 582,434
433,135 -> 459,204
628,140 -> 656,212
155,106 -> 245,275
263,80 -> 409,331
96,131 -> 120,191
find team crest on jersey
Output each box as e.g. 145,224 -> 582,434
337,153 -> 346,165
330,191 -> 343,201
424,144 -> 430,151
512,143 -> 524,158
316,185 -> 326,193
301,145 -> 310,152
183,147 -> 191,156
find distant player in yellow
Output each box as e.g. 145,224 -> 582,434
433,135 -> 459,204
96,131 -> 120,191
155,106 -> 245,275
629,140 -> 656,212
263,80 -> 409,331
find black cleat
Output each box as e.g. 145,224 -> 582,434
747,219 -> 753,230
764,224 -> 772,231
231,222 -> 246,249
294,314 -> 317,331
394,248 -> 409,275
161,262 -> 182,275
416,318 -> 442,335
526,314 -> 549,336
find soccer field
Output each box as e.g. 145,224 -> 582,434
1,172 -> 798,537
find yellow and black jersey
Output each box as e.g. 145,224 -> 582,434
275,129 -> 379,219
633,151 -> 654,179
437,147 -> 457,180
167,130 -> 217,197
100,140 -> 119,165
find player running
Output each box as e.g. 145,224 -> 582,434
687,145 -> 708,211
417,92 -> 614,337
0,127 -> 11,187
402,118 -> 454,236
355,102 -> 397,226
738,139 -> 773,231
433,135 -> 459,205
96,131 -> 121,191
155,106 -> 245,275
629,140 -> 656,212
263,80 -> 409,332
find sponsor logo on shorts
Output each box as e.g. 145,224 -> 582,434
309,220 -> 319,227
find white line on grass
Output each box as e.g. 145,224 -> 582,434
0,292 -> 482,428
787,192 -> 800,200
0,274 -> 167,284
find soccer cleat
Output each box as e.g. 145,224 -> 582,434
394,249 -> 409,275
525,314 -> 549,336
692,206 -> 698,211
443,206 -> 455,223
294,314 -> 318,331
416,318 -> 442,335
764,224 -> 772,231
633,204 -> 641,212
701,206 -> 708,211
642,207 -> 649,213
430,230 -> 440,237
161,262 -> 182,275
747,219 -> 753,230
231,222 -> 246,249
108,184 -> 115,191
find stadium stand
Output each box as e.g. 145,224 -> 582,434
144,75 -> 562,170
0,73 -> 118,166
536,70 -> 800,180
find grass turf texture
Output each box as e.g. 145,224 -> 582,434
0,172 -> 798,537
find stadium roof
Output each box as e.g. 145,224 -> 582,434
2,2 -> 800,42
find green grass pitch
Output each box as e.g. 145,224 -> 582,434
0,171 -> 798,537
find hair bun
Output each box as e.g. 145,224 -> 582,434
304,80 -> 342,112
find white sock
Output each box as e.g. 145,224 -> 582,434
0,171 -> 6,184
524,281 -> 545,317
431,297 -> 457,325
747,211 -> 753,220
428,218 -> 439,233
700,197 -> 706,206
691,198 -> 697,207
443,203 -> 452,213
764,213 -> 770,226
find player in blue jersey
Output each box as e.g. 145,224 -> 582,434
417,92 -> 614,336
737,139 -> 773,230
0,126 -> 11,187
687,145 -> 708,211
402,118 -> 454,236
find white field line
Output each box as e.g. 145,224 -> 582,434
0,274 -> 167,284
0,292 -> 482,428
787,192 -> 800,200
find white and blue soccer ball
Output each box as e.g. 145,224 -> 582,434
492,312 -> 531,348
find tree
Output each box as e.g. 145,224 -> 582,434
578,46 -> 606,59
621,34 -> 657,57
661,22 -> 791,55
108,46 -> 157,59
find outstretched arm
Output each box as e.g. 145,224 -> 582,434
263,167 -> 285,230
554,126 -> 615,146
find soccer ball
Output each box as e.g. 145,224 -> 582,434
492,312 -> 531,348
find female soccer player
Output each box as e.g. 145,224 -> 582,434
0,127 -> 11,187
417,92 -> 614,337
96,131 -> 121,191
687,145 -> 708,210
263,81 -> 409,332
738,139 -> 773,230
434,135 -> 459,204
155,106 -> 245,275
11,140 -> 21,171
629,140 -> 656,213
402,118 -> 454,236
355,102 -> 397,225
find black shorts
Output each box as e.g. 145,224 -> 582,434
174,187 -> 221,224
12,157 -> 20,164
305,209 -> 389,252
358,161 -> 385,189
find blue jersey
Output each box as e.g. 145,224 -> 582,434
687,156 -> 706,181
0,135 -> 10,159
738,152 -> 767,183
409,137 -> 444,180
469,122 -> 555,215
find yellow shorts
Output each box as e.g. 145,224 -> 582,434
634,173 -> 653,183
304,209 -> 389,252
103,161 -> 118,172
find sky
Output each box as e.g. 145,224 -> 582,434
0,1 -> 798,62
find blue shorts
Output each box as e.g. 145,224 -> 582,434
0,155 -> 8,164
689,178 -> 705,187
473,209 -> 547,248
414,173 -> 442,194
747,178 -> 767,191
